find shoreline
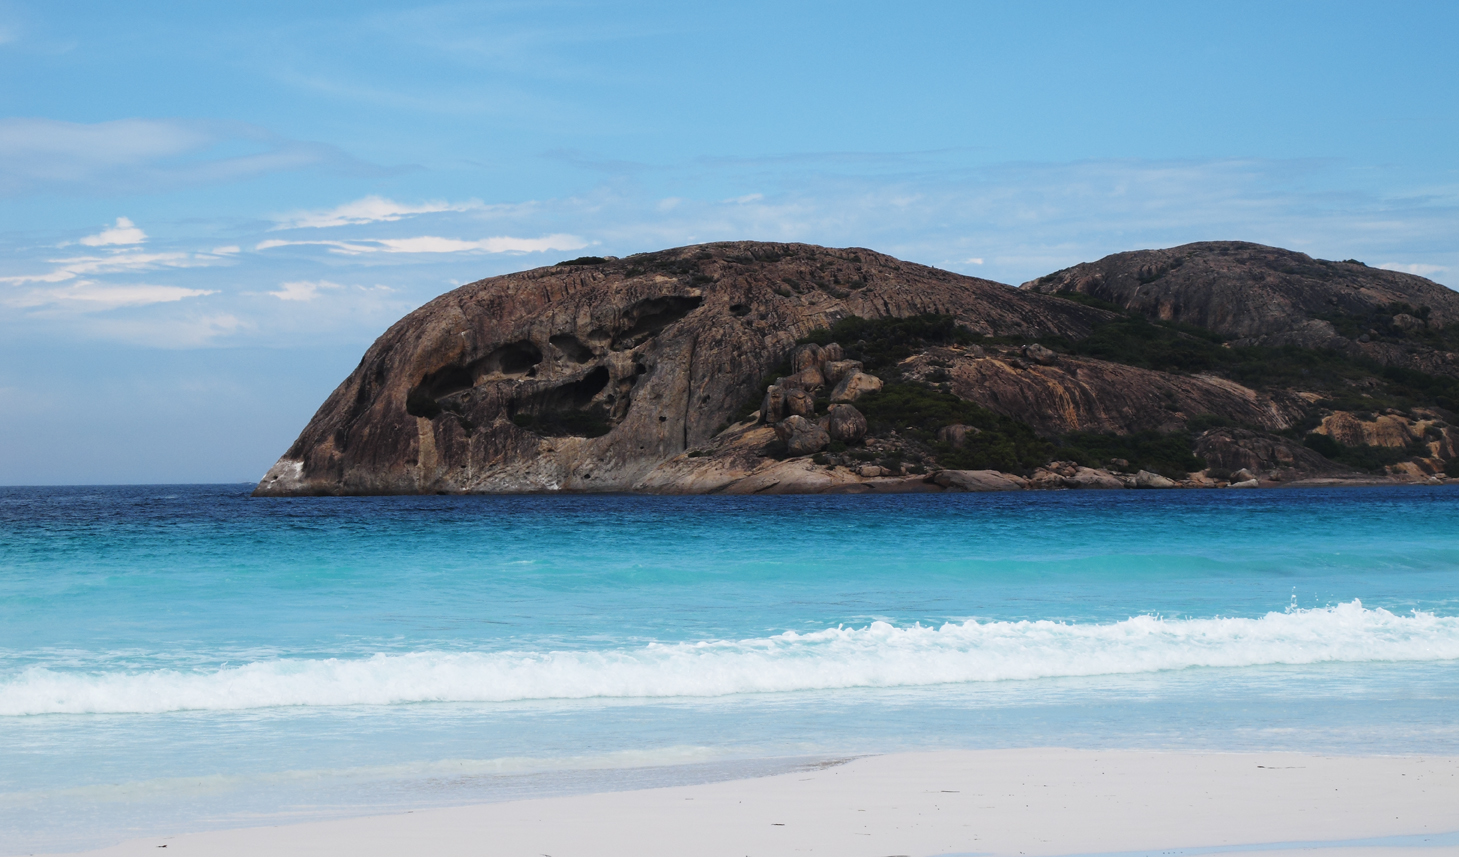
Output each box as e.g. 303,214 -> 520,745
38,748 -> 1459,857
248,475 -> 1457,497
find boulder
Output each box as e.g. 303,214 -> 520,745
1393,312 -> 1425,331
822,359 -> 863,385
790,343 -> 823,374
1067,466 -> 1124,489
931,469 -> 1023,492
1134,469 -> 1178,489
820,342 -> 845,364
784,387 -> 816,418
1231,467 -> 1257,482
937,424 -> 978,448
1228,478 -> 1259,488
792,365 -> 826,390
830,371 -> 883,403
1022,343 -> 1059,365
773,414 -> 830,456
1027,468 -> 1070,489
827,404 -> 868,443
858,465 -> 884,478
760,386 -> 788,424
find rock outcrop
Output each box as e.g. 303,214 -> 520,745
255,242 -> 1108,496
255,239 -> 1458,496
1022,241 -> 1459,340
896,347 -> 1302,436
1021,241 -> 1459,376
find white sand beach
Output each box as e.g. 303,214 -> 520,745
43,749 -> 1459,857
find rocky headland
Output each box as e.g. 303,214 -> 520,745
255,241 -> 1459,495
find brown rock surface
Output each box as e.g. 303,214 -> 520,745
900,351 -> 1302,436
827,404 -> 868,443
773,415 -> 830,456
830,371 -> 884,403
1022,240 -> 1459,340
255,241 -> 1107,495
1194,428 -> 1349,481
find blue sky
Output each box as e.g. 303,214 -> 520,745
2,1 -> 1456,484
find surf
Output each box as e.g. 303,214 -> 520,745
4,600 -> 1456,715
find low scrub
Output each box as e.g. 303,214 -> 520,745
802,314 -> 977,372
855,382 -> 1054,472
1056,431 -> 1206,479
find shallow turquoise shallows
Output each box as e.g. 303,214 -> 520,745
2,485 -> 1457,852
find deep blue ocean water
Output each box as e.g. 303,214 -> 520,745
2,485 -> 1457,853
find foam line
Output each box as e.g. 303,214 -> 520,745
4,601 -> 1456,715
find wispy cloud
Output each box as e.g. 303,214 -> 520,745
0,118 -> 366,196
0,249 -> 220,285
272,195 -> 483,230
8,282 -> 216,310
268,280 -> 343,301
255,234 -> 586,255
75,313 -> 252,348
1379,262 -> 1447,278
78,217 -> 147,247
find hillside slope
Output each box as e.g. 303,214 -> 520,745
1022,241 -> 1459,377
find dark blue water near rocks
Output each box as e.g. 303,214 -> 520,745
1,485 -> 1456,852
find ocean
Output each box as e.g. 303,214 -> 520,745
2,485 -> 1457,853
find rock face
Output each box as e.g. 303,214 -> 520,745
255,241 -> 1107,495
830,371 -> 883,403
897,348 -> 1302,436
827,405 -> 868,443
1022,241 -> 1459,342
773,415 -> 830,456
1193,428 -> 1346,481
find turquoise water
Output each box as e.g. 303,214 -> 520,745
2,485 -> 1458,852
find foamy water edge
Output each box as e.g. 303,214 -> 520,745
5,601 -> 1457,715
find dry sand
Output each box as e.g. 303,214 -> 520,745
43,749 -> 1459,857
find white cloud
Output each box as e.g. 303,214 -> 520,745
0,249 -> 211,285
79,217 -> 147,247
1379,262 -> 1446,278
724,193 -> 763,204
211,245 -> 241,255
272,195 -> 483,229
255,233 -> 586,255
10,282 -> 216,310
269,280 -> 344,301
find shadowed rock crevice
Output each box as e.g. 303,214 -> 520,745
611,296 -> 704,350
550,334 -> 594,364
510,366 -> 615,438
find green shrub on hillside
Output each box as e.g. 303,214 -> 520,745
802,314 -> 976,371
854,382 -> 1054,472
1055,431 -> 1205,479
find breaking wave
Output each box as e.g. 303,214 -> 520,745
5,601 -> 1457,715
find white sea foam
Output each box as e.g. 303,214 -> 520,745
4,601 -> 1457,715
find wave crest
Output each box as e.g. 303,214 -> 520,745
5,601 -> 1457,715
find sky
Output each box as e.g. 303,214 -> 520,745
2,0 -> 1457,484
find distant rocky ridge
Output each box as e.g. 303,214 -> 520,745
255,240 -> 1459,496
1023,240 -> 1459,377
